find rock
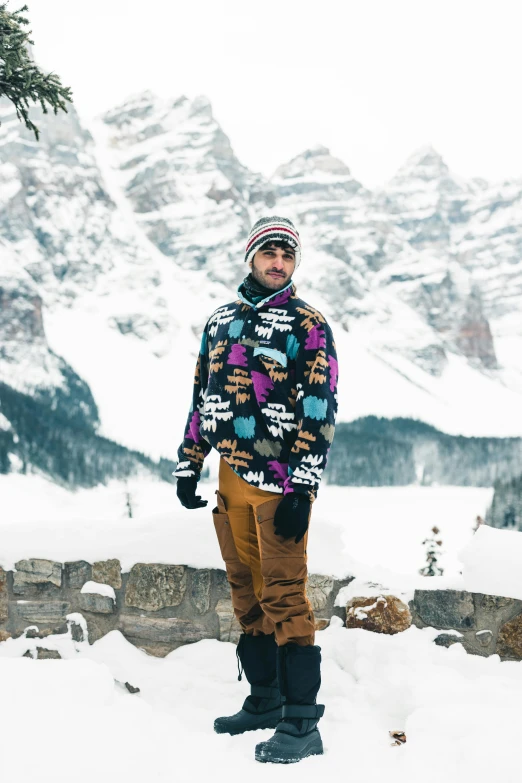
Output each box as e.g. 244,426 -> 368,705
191,569 -> 211,614
125,564 -> 187,611
25,624 -> 68,638
315,618 -> 330,631
307,575 -> 335,613
213,569 -> 231,600
474,594 -> 515,611
434,633 -> 462,648
497,613 -> 522,659
0,567 -> 7,622
473,593 -> 522,628
13,559 -> 62,593
15,601 -> 70,626
412,590 -> 475,630
68,617 -> 86,643
215,598 -> 241,643
36,648 -> 61,659
64,561 -> 92,589
119,613 -> 213,655
92,559 -> 122,589
125,682 -> 140,694
475,630 -> 493,648
346,595 -> 412,634
0,630 -> 12,642
79,592 -> 115,614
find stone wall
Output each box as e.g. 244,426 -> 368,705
0,559 -> 352,656
344,589 -> 522,661
2,560 -> 522,662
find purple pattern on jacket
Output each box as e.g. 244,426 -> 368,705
186,410 -> 201,443
305,324 -> 326,350
251,371 -> 274,403
227,344 -> 248,366
266,287 -> 293,307
268,460 -> 289,488
328,354 -> 339,392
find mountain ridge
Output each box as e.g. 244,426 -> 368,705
1,89 -> 522,471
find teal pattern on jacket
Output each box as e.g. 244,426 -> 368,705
175,282 -> 339,498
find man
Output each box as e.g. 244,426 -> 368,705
175,216 -> 338,764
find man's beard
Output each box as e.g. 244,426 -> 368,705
251,262 -> 289,291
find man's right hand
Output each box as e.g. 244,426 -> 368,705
176,476 -> 208,509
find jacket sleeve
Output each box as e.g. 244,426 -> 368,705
285,319 -> 338,499
174,323 -> 212,480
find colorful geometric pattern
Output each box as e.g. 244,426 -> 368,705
175,282 -> 338,499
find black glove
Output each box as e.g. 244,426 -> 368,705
273,493 -> 311,544
176,476 -> 208,509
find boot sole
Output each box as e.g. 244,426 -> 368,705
255,735 -> 324,763
214,710 -> 282,736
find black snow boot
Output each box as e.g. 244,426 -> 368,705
255,643 -> 325,763
214,633 -> 283,735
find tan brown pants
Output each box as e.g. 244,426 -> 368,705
212,458 -> 315,646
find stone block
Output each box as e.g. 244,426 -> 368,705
434,633 -> 462,648
64,561 -> 92,589
125,564 -> 187,611
68,618 -> 86,643
79,592 -> 115,614
215,598 -> 241,643
191,569 -> 211,614
412,590 -> 475,631
119,613 -> 213,655
13,559 -> 62,593
497,613 -> 522,659
36,648 -> 61,659
25,624 -> 67,638
0,567 -> 7,622
346,595 -> 412,634
0,630 -> 12,642
92,559 -> 122,589
307,575 -> 335,613
213,569 -> 231,600
15,601 -> 70,625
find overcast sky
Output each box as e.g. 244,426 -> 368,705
28,0 -> 522,188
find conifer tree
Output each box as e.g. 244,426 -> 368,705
0,3 -> 72,139
419,526 -> 444,577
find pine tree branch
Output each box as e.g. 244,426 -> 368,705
0,2 -> 73,140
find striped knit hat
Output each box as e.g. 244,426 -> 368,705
245,216 -> 301,267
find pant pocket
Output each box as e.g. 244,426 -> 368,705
255,497 -> 307,561
212,491 -> 239,563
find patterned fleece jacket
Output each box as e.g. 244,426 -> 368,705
174,281 -> 338,499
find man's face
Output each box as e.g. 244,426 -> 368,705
250,243 -> 296,291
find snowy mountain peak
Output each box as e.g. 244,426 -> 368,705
102,90 -> 160,126
189,95 -> 214,119
390,144 -> 454,184
273,145 -> 353,181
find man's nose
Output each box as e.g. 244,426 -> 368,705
272,253 -> 284,268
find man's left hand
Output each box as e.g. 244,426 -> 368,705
273,493 -> 311,544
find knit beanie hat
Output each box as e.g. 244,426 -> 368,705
245,216 -> 301,267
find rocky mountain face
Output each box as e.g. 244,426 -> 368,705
1,89 -> 522,478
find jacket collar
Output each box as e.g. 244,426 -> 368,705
237,281 -> 295,310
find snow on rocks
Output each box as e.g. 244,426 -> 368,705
346,595 -> 412,634
2,621 -> 522,781
460,525 -> 522,600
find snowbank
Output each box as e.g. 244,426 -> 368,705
461,525 -> 522,600
1,621 -> 522,782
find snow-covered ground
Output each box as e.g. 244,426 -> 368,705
3,475 -> 522,781
1,621 -> 521,783
0,474 -> 491,595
